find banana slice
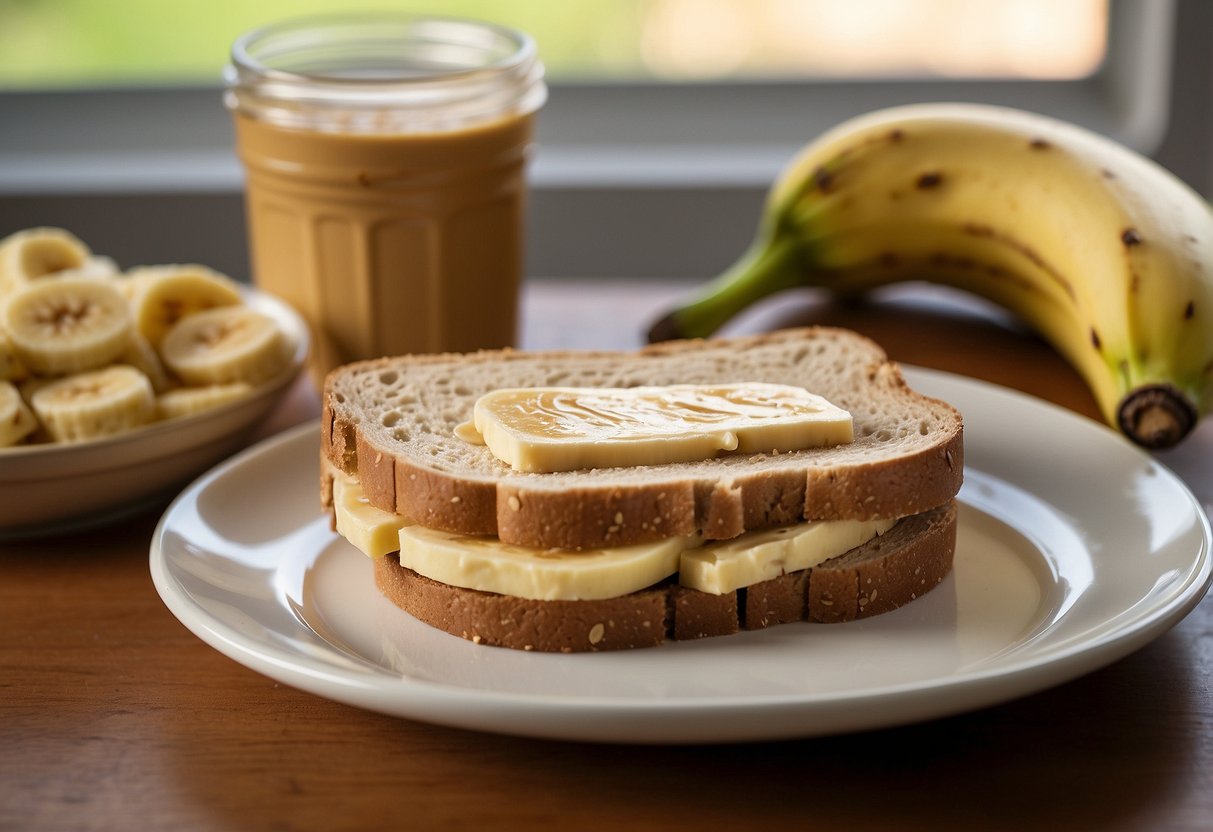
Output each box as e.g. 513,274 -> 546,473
18,376 -> 55,403
125,264 -> 243,346
156,381 -> 253,420
0,327 -> 29,382
331,473 -> 410,558
0,380 -> 39,446
0,227 -> 91,297
1,277 -> 133,376
121,331 -> 171,392
160,306 -> 289,386
30,365 -> 154,442
56,255 -> 120,281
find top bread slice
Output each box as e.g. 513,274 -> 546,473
322,327 -> 963,550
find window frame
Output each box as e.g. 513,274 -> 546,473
0,0 -> 1194,280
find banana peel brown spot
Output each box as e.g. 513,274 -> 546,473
916,172 -> 943,189
1121,228 -> 1143,247
813,166 -> 836,194
1090,328 -> 1102,351
1184,301 -> 1195,320
1029,138 -> 1052,150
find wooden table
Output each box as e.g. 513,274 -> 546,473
3,280 -> 1211,832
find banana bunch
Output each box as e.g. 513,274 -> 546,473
648,104 -> 1213,449
0,228 -> 294,447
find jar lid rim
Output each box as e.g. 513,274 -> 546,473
229,13 -> 538,88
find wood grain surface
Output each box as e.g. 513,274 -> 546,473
2,280 -> 1210,832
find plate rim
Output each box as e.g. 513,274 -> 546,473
149,367 -> 1213,740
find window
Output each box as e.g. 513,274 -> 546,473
0,0 -> 1107,88
0,0 -> 1186,279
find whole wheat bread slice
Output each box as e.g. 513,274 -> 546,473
372,502 -> 957,652
323,328 -> 963,551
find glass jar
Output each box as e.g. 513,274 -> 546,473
225,14 -> 547,379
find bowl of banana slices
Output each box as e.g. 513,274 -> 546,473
0,227 -> 309,538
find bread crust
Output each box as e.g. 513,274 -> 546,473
324,328 -> 964,550
371,502 -> 957,652
808,502 -> 957,622
374,561 -> 671,652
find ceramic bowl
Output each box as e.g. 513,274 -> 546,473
0,288 -> 309,539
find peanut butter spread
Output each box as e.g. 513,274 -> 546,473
459,383 -> 854,473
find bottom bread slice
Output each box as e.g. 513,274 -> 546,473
373,502 -> 958,653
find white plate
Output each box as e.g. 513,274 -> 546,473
150,369 -> 1211,744
0,288 -> 308,539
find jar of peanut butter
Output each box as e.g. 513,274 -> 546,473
225,15 -> 546,380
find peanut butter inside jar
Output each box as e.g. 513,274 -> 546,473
224,15 -> 547,380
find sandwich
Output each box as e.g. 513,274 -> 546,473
320,327 -> 963,652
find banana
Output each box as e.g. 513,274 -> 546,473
0,326 -> 29,382
649,103 -> 1213,449
0,380 -> 39,446
155,382 -> 253,421
18,376 -> 55,404
124,264 -> 244,346
0,227 -> 91,297
121,331 -> 171,392
57,255 -> 119,281
1,277 -> 133,376
30,365 -> 155,442
160,306 -> 289,386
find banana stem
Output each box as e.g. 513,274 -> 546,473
1117,384 -> 1198,449
647,236 -> 803,342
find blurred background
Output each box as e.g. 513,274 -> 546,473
0,0 -> 1108,84
0,0 -> 1209,280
